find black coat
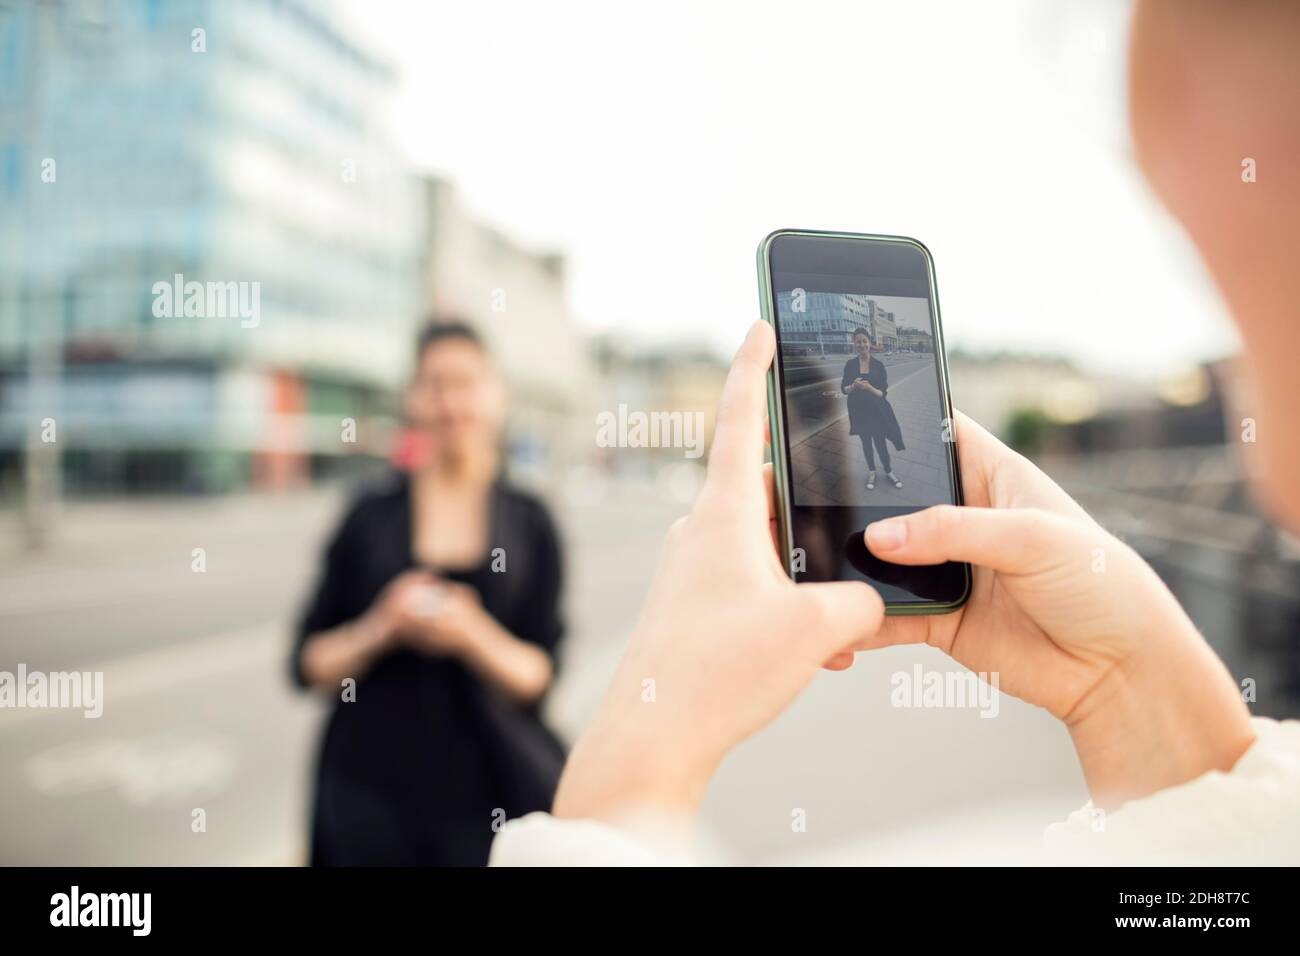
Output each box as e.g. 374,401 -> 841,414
292,470 -> 566,866
842,356 -> 905,450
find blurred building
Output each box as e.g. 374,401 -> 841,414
0,0 -> 423,510
418,176 -> 595,492
947,351 -> 1154,449
590,334 -> 727,480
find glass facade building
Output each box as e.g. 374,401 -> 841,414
0,0 -> 423,493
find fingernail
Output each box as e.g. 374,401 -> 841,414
866,519 -> 907,550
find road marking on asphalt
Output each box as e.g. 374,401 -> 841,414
0,563 -> 298,617
0,622 -> 283,729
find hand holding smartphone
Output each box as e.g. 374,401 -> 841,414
757,230 -> 970,614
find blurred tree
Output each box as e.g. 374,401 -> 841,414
1004,406 -> 1051,456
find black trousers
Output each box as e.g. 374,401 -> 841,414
859,431 -> 891,472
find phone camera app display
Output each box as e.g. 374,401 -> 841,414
774,288 -> 955,509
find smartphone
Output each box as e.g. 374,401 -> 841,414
757,229 -> 970,614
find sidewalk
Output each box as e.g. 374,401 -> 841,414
791,357 -> 953,508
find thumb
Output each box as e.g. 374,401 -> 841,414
797,580 -> 886,660
864,504 -> 1081,575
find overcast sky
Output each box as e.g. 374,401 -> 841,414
342,0 -> 1239,376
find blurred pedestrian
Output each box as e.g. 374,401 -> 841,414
293,320 -> 566,866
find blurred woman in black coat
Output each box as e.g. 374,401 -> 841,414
292,321 -> 566,866
841,327 -> 905,490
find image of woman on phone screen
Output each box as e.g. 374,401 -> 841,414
841,327 -> 905,490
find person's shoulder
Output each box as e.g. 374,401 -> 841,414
350,468 -> 407,505
335,469 -> 408,528
494,481 -> 562,538
495,480 -> 554,520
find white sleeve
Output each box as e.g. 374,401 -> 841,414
1045,717 -> 1300,865
492,718 -> 1300,867
489,812 -> 693,867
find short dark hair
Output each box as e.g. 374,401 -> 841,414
415,318 -> 485,359
852,327 -> 873,341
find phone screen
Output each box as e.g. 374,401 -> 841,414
765,232 -> 969,610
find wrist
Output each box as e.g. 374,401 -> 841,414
1065,616 -> 1255,810
554,704 -> 718,831
358,607 -> 392,644
453,608 -> 501,661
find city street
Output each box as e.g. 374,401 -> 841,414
787,355 -> 954,508
0,481 -> 1085,865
